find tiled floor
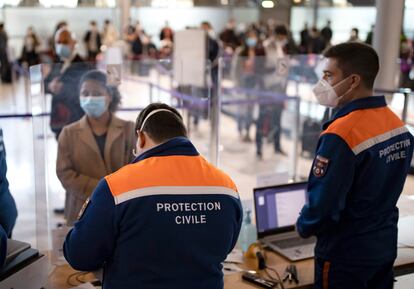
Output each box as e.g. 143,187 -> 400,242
1,72 -> 414,287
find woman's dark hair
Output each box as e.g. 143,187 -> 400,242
79,70 -> 121,112
274,25 -> 288,36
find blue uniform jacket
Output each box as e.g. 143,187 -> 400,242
296,96 -> 414,265
0,224 -> 6,268
0,129 -> 17,237
64,137 -> 243,289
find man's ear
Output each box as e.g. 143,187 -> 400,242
138,131 -> 146,149
350,74 -> 361,90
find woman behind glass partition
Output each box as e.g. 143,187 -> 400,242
56,70 -> 136,225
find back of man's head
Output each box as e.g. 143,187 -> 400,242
323,42 -> 379,89
135,103 -> 187,144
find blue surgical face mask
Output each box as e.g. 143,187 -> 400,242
55,44 -> 72,60
80,96 -> 107,118
246,38 -> 257,48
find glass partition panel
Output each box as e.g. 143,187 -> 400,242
0,109 -> 37,247
29,57 -> 215,265
218,54 -> 327,203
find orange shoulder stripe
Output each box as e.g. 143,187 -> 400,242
105,155 -> 237,197
321,107 -> 405,150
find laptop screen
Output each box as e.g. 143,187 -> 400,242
254,182 -> 307,237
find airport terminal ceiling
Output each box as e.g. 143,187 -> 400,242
3,0 -> 377,7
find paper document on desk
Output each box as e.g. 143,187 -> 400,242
224,248 -> 244,264
70,283 -> 96,289
398,216 -> 414,247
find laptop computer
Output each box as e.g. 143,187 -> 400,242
254,182 -> 316,261
5,239 -> 31,264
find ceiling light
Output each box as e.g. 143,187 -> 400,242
95,0 -> 116,7
262,0 -> 274,8
406,0 -> 414,8
0,0 -> 21,7
39,0 -> 78,7
151,0 -> 193,7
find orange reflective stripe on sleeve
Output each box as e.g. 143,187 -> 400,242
323,261 -> 331,289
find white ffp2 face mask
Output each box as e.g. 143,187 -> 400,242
312,77 -> 351,108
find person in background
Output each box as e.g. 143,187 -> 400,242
48,21 -> 68,62
0,224 -> 6,269
63,103 -> 242,289
102,19 -> 119,48
124,19 -> 137,52
296,42 -> 414,289
0,23 -> 11,83
123,18 -> 136,39
320,20 -> 333,48
219,18 -> 241,52
232,29 -> 265,142
308,27 -> 326,54
0,128 -> 17,238
186,21 -> 220,129
46,27 -> 92,139
141,33 -> 158,59
83,21 -> 102,62
399,33 -> 414,90
160,21 -> 174,42
365,25 -> 374,45
56,70 -> 136,225
300,22 -> 310,54
19,26 -> 40,68
259,25 -> 297,158
130,24 -> 144,61
348,27 -> 361,42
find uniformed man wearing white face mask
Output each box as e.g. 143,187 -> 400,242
296,42 -> 414,289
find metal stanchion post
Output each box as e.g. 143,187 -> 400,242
291,96 -> 300,182
31,64 -> 51,251
25,69 -> 31,114
209,59 -> 222,167
401,88 -> 411,123
149,83 -> 153,103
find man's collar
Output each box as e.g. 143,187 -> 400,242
132,137 -> 199,163
323,96 -> 387,130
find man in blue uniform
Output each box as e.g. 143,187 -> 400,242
0,128 -> 17,238
64,103 -> 243,289
296,42 -> 414,289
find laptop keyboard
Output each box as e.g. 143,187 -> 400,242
271,237 -> 315,249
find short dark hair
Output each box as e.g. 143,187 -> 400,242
135,103 -> 187,143
323,42 -> 379,89
274,25 -> 288,36
79,70 -> 121,112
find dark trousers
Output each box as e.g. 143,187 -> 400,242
314,258 -> 394,289
255,103 -> 283,155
